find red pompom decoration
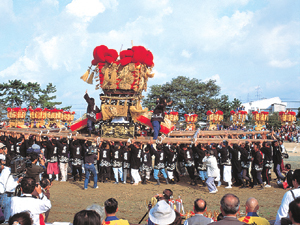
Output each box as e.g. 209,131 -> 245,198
120,50 -> 134,59
93,45 -> 108,63
206,111 -> 213,115
119,57 -> 132,66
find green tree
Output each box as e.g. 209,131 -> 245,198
0,79 -> 25,107
268,112 -> 281,130
143,76 -> 221,120
23,82 -> 41,108
216,95 -> 231,121
230,98 -> 242,111
37,83 -> 62,109
0,80 -> 69,120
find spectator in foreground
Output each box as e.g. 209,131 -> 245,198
184,198 -> 213,225
238,197 -> 270,225
10,177 -> 51,225
208,193 -> 243,225
275,169 -> 300,225
73,210 -> 100,225
149,200 -> 176,225
8,212 -> 32,225
288,197 -> 300,225
86,204 -> 105,224
104,198 -> 129,225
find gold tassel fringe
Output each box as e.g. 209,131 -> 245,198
87,72 -> 94,84
80,69 -> 90,82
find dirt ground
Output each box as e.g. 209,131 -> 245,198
47,142 -> 300,224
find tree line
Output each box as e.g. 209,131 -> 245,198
0,79 -> 70,120
142,76 -> 242,122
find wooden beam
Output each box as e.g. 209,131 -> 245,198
169,130 -> 270,137
0,128 -> 273,144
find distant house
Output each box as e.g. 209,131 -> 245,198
242,97 -> 287,114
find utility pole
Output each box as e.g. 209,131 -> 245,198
255,86 -> 261,100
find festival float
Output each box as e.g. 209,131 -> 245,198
206,110 -> 223,130
71,44 -> 175,138
1,44 -> 271,144
184,113 -> 198,131
230,110 -> 247,127
252,111 -> 269,131
6,107 -> 27,128
279,111 -> 296,126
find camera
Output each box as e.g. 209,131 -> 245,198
282,153 -> 289,159
49,174 -> 57,183
10,155 -> 32,177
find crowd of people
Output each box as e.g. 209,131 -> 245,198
0,130 -> 293,191
273,125 -> 300,143
0,127 -> 297,189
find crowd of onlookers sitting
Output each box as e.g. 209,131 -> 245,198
6,187 -> 300,225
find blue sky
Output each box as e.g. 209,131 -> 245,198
0,0 -> 299,116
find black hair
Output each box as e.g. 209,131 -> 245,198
159,97 -> 166,105
220,193 -> 240,215
21,177 -> 36,194
102,142 -> 108,149
170,210 -> 182,225
104,198 -> 118,214
73,210 -> 100,225
8,211 -> 32,225
29,152 -> 39,162
217,213 -> 224,221
162,189 -> 173,200
289,197 -> 300,223
292,169 -> 300,184
40,178 -> 50,189
114,142 -> 120,149
194,198 -> 207,213
285,164 -> 291,170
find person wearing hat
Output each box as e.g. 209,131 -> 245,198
149,199 -> 176,225
203,150 -> 219,194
